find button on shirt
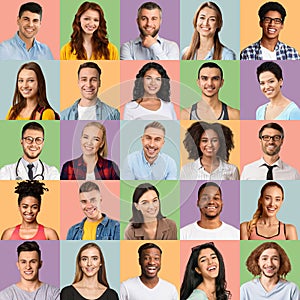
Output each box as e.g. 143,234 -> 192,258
120,36 -> 179,60
121,150 -> 177,180
0,32 -> 54,60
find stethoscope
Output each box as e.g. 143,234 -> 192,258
15,158 -> 45,180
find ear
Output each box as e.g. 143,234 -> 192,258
16,261 -> 20,270
259,20 -> 263,28
99,78 -> 101,87
279,78 -> 283,88
220,78 -> 224,88
195,266 -> 201,274
196,79 -> 201,88
39,260 -> 43,269
134,202 -> 139,210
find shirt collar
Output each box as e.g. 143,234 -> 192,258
134,35 -> 162,45
259,157 -> 282,168
141,150 -> 160,165
15,31 -> 36,49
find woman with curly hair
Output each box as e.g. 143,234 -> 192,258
60,2 -> 118,60
182,2 -> 235,60
6,62 -> 57,120
180,121 -> 239,180
123,62 -> 177,120
181,242 -> 231,300
1,180 -> 59,240
61,243 -> 119,299
240,182 -> 297,240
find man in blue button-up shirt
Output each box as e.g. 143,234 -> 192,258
66,181 -> 120,240
0,2 -> 53,60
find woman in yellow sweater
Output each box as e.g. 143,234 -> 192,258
60,2 -> 118,60
6,62 -> 57,120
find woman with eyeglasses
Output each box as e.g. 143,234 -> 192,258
180,242 -> 231,300
6,62 -> 58,120
1,180 -> 59,240
256,61 -> 300,120
240,182 -> 298,240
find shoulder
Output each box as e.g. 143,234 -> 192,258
41,283 -> 60,296
227,105 -> 240,120
159,278 -> 177,290
61,285 -> 74,296
60,42 -> 73,59
107,42 -> 119,59
222,46 -> 236,60
44,227 -> 59,240
181,107 -> 192,119
1,227 -> 15,240
187,289 -> 207,300
41,108 -> 55,120
124,223 -> 135,239
256,104 -> 266,120
221,222 -> 240,233
285,223 -> 298,240
0,284 -> 16,298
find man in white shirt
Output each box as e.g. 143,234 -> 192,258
120,243 -> 178,300
241,122 -> 300,180
180,182 -> 239,240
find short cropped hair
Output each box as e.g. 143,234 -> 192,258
256,61 -> 283,82
137,2 -> 162,18
198,62 -> 223,80
19,2 -> 42,20
17,241 -> 41,261
138,242 -> 162,258
78,62 -> 102,79
258,2 -> 286,23
246,242 -> 291,278
21,122 -> 44,138
79,181 -> 100,194
197,182 -> 222,199
258,122 -> 284,139
144,121 -> 165,135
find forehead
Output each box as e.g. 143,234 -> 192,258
139,8 -> 161,19
81,9 -> 100,18
81,247 -> 100,257
19,69 -> 37,78
264,10 -> 282,18
18,250 -> 39,260
19,11 -> 41,20
199,248 -> 216,258
263,186 -> 283,196
23,129 -> 43,137
199,7 -> 217,17
259,71 -> 277,81
261,128 -> 282,136
79,67 -> 100,78
144,68 -> 161,77
82,125 -> 103,137
260,248 -> 279,257
201,129 -> 218,138
144,127 -> 164,137
79,189 -> 101,200
200,186 -> 221,197
20,196 -> 39,205
139,189 -> 159,201
141,247 -> 161,257
199,67 -> 221,78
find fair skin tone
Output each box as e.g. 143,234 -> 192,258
17,11 -> 41,50
80,125 -> 104,175
80,9 -> 100,59
1,196 -> 59,240
16,250 -> 42,292
258,71 -> 291,120
139,248 -> 161,288
195,248 -> 219,300
260,11 -> 284,51
240,186 -> 298,240
197,186 -> 223,230
134,190 -> 160,239
181,67 -> 240,120
137,8 -> 161,48
78,67 -> 101,107
73,247 -> 107,299
21,129 -> 44,162
141,127 -> 165,164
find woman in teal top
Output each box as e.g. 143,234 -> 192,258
180,242 -> 231,300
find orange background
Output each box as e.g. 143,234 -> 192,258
120,60 -> 181,119
60,180 -> 120,239
0,180 -> 60,238
240,0 -> 300,53
180,120 -> 240,170
120,240 -> 180,294
60,60 -> 120,112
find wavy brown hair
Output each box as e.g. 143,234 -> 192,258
70,2 -> 110,59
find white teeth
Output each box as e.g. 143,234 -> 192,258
208,266 -> 216,271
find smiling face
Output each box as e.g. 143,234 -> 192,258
196,7 -> 219,38
137,8 -> 161,38
79,247 -> 101,278
196,248 -> 219,280
79,189 -> 102,222
199,129 -> 220,159
80,125 -> 104,157
143,68 -> 162,98
18,69 -> 38,101
259,71 -> 282,100
17,11 -> 41,42
261,186 -> 283,218
17,250 -> 41,283
78,67 -> 101,103
21,129 -> 44,162
141,127 -> 164,163
260,11 -> 283,41
19,196 -> 40,223
80,9 -> 100,36
260,128 -> 283,157
258,248 -> 280,279
139,247 -> 161,279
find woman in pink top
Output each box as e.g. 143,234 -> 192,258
1,180 -> 59,240
240,181 -> 298,240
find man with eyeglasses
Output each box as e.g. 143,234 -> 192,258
240,2 -> 300,60
241,122 -> 300,180
0,122 -> 59,180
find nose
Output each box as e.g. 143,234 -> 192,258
87,259 -> 92,266
26,262 -> 31,269
204,18 -> 209,25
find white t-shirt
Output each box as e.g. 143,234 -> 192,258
120,276 -> 178,300
261,45 -> 277,60
78,104 -> 97,120
180,221 -> 240,240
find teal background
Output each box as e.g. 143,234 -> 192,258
0,120 -> 60,169
180,0 -> 240,58
60,241 -> 120,293
0,60 -> 60,120
120,180 -> 180,240
180,60 -> 240,111
60,0 -> 120,50
240,240 -> 300,286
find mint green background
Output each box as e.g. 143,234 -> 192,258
240,241 -> 300,286
60,0 -> 120,49
60,240 -> 120,293
0,120 -> 60,169
180,60 -> 240,111
120,180 -> 180,240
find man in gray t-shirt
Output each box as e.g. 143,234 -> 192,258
0,241 -> 59,300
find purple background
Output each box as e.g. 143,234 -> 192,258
0,240 -> 60,289
240,60 -> 300,120
180,180 -> 240,229
120,0 -> 180,46
60,120 -> 120,171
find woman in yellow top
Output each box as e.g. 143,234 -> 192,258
6,62 -> 57,120
60,2 -> 118,60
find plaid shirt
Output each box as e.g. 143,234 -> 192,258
60,155 -> 120,180
240,40 -> 300,60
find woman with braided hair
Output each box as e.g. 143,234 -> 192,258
1,180 -> 59,240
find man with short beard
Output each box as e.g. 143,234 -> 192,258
120,2 -> 179,60
180,182 -> 239,240
241,122 -> 300,180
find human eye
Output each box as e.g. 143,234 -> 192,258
212,138 -> 219,143
209,17 -> 216,22
201,138 -> 208,143
201,76 -> 208,81
200,196 -> 209,202
21,204 -> 28,209
156,77 -> 162,82
18,79 -> 23,83
212,255 -> 217,259
32,205 -> 39,210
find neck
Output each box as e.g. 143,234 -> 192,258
17,279 -> 42,292
79,97 -> 98,107
83,154 -> 98,164
259,216 -> 279,226
83,32 -> 93,43
140,274 -> 159,288
21,220 -> 39,228
268,94 -> 288,105
260,36 -> 278,51
263,154 -> 280,165
201,156 -> 219,165
142,218 -> 157,228
22,156 -> 39,164
201,279 -> 216,297
79,274 -> 101,287
198,217 -> 222,229
18,32 -> 34,50
201,94 -> 221,106
25,98 -> 38,108
259,274 -> 279,291
86,212 -> 103,223
199,36 -> 214,50
141,95 -> 159,101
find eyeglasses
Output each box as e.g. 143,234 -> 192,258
262,17 -> 282,24
191,242 -> 215,252
22,136 -> 44,145
260,135 -> 282,142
